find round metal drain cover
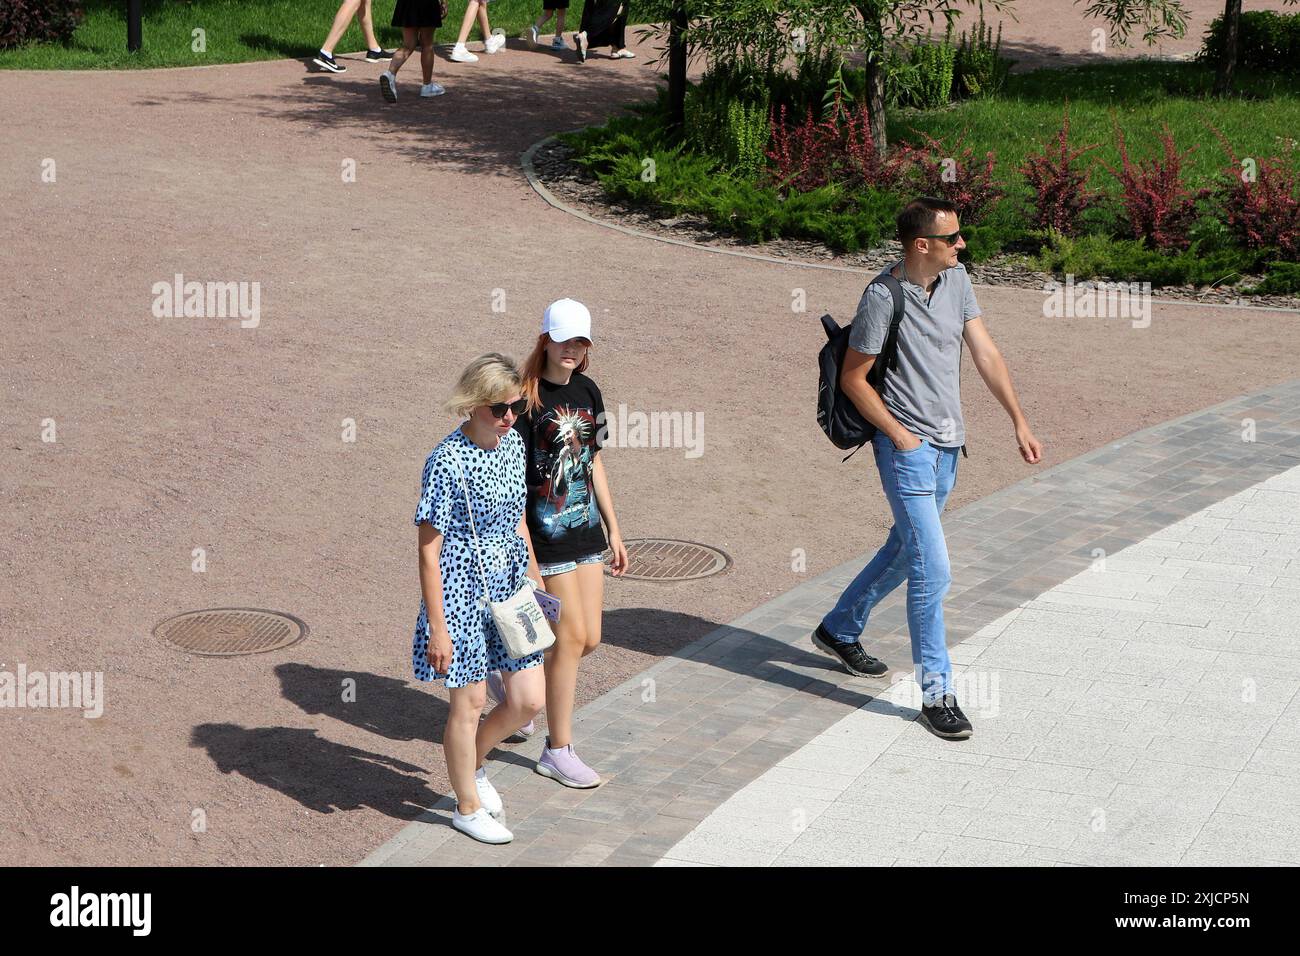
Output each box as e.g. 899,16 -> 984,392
609,538 -> 731,582
153,608 -> 307,656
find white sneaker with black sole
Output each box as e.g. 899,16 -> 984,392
452,807 -> 513,844
379,71 -> 397,103
313,51 -> 346,73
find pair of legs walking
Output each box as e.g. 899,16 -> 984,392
444,559 -> 604,821
444,663 -> 544,841
387,27 -> 437,88
321,0 -> 381,57
540,560 -> 604,751
820,434 -> 961,709
456,0 -> 497,49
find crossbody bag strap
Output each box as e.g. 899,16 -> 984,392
449,450 -> 493,601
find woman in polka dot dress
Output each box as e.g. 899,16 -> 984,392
412,353 -> 546,845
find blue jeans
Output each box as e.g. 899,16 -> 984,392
821,432 -> 960,705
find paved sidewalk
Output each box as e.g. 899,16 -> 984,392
362,377 -> 1300,866
664,465 -> 1300,866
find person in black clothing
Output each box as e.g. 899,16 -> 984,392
573,0 -> 634,62
505,298 -> 628,789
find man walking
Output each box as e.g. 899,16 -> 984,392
814,196 -> 1042,740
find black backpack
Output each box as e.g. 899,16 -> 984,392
816,274 -> 905,461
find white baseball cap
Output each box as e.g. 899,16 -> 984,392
542,298 -> 593,343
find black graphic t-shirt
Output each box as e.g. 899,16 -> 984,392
513,372 -> 608,564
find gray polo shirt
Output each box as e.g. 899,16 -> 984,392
847,260 -> 981,448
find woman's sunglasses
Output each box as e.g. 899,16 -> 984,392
488,399 -> 528,419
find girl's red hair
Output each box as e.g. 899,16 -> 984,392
520,333 -> 590,413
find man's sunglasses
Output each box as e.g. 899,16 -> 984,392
488,399 -> 528,419
920,230 -> 964,245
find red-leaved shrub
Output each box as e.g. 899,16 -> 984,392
1102,123 -> 1205,251
0,0 -> 82,49
841,102 -> 915,190
907,132 -> 1003,224
766,99 -> 912,195
1019,106 -> 1100,235
1209,126 -> 1300,260
766,104 -> 838,193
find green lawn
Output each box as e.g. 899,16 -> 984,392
0,0 -> 596,69
895,61 -> 1300,194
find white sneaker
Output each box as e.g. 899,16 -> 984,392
528,24 -> 540,47
379,70 -> 397,103
550,35 -> 567,51
420,82 -> 445,97
484,32 -> 506,54
452,807 -> 513,844
450,43 -> 478,63
474,767 -> 504,816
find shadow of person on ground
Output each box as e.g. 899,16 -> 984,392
599,606 -> 890,715
189,723 -> 443,820
272,663 -> 550,771
168,63 -> 659,175
274,663 -> 446,743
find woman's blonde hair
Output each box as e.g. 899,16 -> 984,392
443,353 -> 522,418
520,333 -> 590,413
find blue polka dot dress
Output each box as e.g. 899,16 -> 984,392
412,426 -> 544,688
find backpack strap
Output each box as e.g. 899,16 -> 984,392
864,273 -> 906,392
874,273 -> 906,373
838,274 -> 906,464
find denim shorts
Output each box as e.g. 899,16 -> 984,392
537,552 -> 605,577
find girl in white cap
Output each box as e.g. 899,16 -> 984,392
497,298 -> 628,788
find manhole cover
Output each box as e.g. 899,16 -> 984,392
608,538 -> 731,581
153,608 -> 307,656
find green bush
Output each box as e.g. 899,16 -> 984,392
684,79 -> 770,176
959,198 -> 1033,262
907,29 -> 957,109
1248,262 -> 1300,294
1199,10 -> 1300,74
1030,231 -> 1261,286
727,99 -> 770,178
954,11 -> 1012,99
684,86 -> 730,160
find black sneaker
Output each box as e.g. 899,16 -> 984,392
366,48 -> 395,61
313,51 -> 346,73
811,625 -> 889,677
919,694 -> 973,740
574,31 -> 588,63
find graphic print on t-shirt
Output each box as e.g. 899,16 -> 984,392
533,404 -> 601,543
